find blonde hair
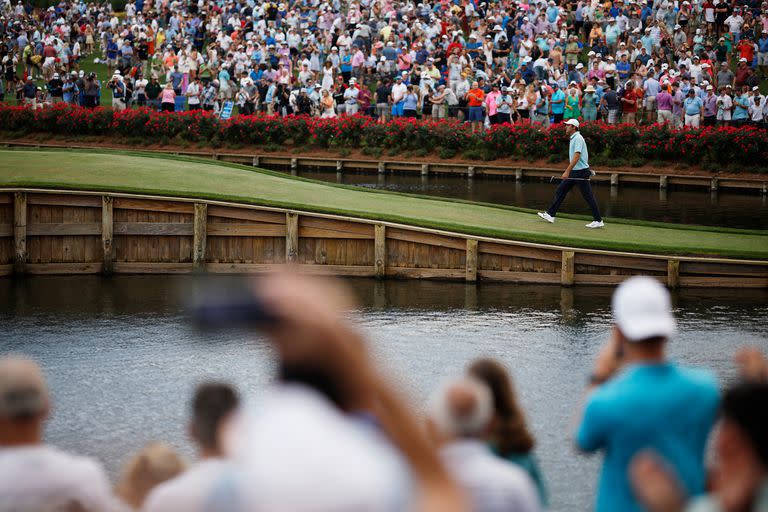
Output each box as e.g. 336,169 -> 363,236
115,442 -> 187,508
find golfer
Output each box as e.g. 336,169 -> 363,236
538,119 -> 604,228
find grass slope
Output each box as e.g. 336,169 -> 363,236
1,149 -> 766,259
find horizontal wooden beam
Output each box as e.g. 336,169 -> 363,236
478,270 -> 561,283
387,228 -> 466,251
27,194 -> 101,207
113,222 -> 193,236
679,276 -> 768,288
113,198 -> 194,214
0,224 -> 12,237
207,223 -> 286,237
27,223 -> 102,236
25,262 -> 103,274
385,267 -> 466,279
112,262 -> 194,273
207,205 -> 285,224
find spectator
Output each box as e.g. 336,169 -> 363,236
427,376 -> 542,512
115,442 -> 186,509
575,276 -> 720,512
0,356 -> 123,511
468,359 -> 549,507
142,383 -> 239,511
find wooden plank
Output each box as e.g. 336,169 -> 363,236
385,267 -> 466,279
561,250 -> 575,286
207,223 -> 286,237
25,262 -> 103,274
0,263 -> 12,276
204,262 -> 375,276
375,224 -> 386,279
667,259 -> 680,288
680,261 -> 768,277
478,241 -> 561,262
466,239 -> 478,282
298,227 -> 373,239
0,224 -> 12,237
112,262 -> 194,273
679,276 -> 768,288
205,262 -> 282,273
102,196 -> 114,274
113,222 -> 194,236
387,228 -> 467,251
299,217 -> 375,237
14,192 -> 26,274
286,212 -> 299,263
574,274 -> 666,285
27,194 -> 101,208
575,253 -> 668,273
113,198 -> 195,214
207,205 -> 285,224
0,194 -> 12,205
478,270 -> 561,284
26,223 -> 102,236
193,203 -> 207,270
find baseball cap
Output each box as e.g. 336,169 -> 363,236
739,57 -> 747,62
563,118 -> 579,128
612,276 -> 676,342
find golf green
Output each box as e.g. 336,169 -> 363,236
0,149 -> 766,259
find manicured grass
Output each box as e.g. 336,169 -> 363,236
1,149 -> 766,259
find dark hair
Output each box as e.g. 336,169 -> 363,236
722,383 -> 768,467
191,382 -> 239,452
468,358 -> 535,454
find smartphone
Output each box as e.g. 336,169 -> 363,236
189,281 -> 280,330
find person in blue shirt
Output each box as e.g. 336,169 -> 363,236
575,276 -> 720,512
538,119 -> 603,228
758,35 -> 768,78
549,83 -> 565,123
683,88 -> 704,127
732,90 -> 750,125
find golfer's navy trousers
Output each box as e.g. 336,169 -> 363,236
546,168 -> 603,222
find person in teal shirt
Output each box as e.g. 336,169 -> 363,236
576,277 -> 720,512
732,91 -> 750,125
550,83 -> 565,123
468,359 -> 548,508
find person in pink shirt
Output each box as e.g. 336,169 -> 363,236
485,83 -> 501,125
160,83 -> 176,112
351,47 -> 366,82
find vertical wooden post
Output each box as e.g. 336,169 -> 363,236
101,196 -> 114,275
374,224 -> 386,279
610,173 -> 619,186
252,155 -> 260,167
465,239 -> 478,282
561,250 -> 575,286
659,175 -> 668,189
710,178 -> 718,192
193,203 -> 208,271
467,166 -> 475,178
421,164 -> 429,176
667,259 -> 680,289
378,162 -> 386,174
13,192 -> 26,275
515,168 -> 523,181
336,160 -> 343,172
286,212 -> 299,263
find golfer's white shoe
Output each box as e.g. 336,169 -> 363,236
586,221 -> 605,229
537,212 -> 555,223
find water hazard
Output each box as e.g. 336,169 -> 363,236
1,275 -> 767,510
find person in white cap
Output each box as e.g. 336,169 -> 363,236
538,118 -> 604,228
574,276 -> 720,512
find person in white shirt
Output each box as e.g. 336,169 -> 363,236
186,77 -> 202,110
142,383 -> 240,512
0,357 -> 124,512
716,87 -> 733,125
427,376 -> 542,512
344,78 -> 360,115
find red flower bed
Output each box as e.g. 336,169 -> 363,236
1,104 -> 766,170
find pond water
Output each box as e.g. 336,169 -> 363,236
2,275 -> 767,510
282,169 -> 768,230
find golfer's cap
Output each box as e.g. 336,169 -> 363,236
726,84 -> 733,88
706,85 -> 714,91
0,357 -> 49,419
386,42 -> 393,46
52,73 -> 59,78
588,50 -> 595,56
607,56 -> 614,60
753,86 -> 760,91
395,75 -> 402,80
380,56 -> 386,61
674,24 -> 681,29
563,118 -> 579,128
661,80 -> 669,85
503,86 -> 511,91
702,63 -> 710,68
585,85 -> 595,92
612,277 -> 675,342
576,63 -> 584,69
349,77 -> 357,83
661,63 -> 669,69
740,57 -> 747,62
620,42 -> 626,46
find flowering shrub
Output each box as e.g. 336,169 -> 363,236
1,104 -> 766,170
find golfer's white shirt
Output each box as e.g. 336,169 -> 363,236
0,445 -> 126,511
440,440 -> 541,512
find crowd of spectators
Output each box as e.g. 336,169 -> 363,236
1,272 -> 767,511
1,0 -> 767,128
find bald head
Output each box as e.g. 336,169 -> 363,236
0,357 -> 49,421
427,377 -> 492,439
